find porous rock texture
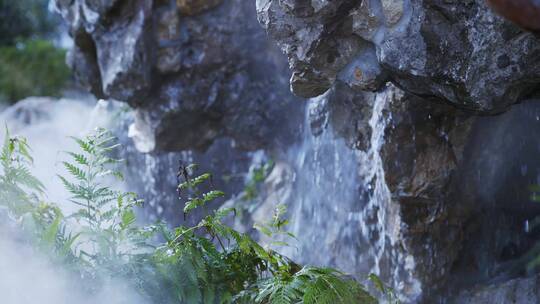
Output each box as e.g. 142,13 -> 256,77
256,0 -> 540,112
53,0 -> 304,152
52,0 -> 540,303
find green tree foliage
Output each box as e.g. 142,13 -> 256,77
0,0 -> 59,46
0,128 -> 384,304
0,39 -> 71,103
0,0 -> 70,104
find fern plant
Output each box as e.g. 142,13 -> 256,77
230,160 -> 275,223
252,267 -> 376,304
170,165 -> 378,304
0,128 -> 44,216
58,128 -> 156,277
0,128 -> 78,264
0,128 -> 383,304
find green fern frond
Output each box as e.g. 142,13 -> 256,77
66,152 -> 89,166
63,161 -> 87,182
70,136 -> 94,154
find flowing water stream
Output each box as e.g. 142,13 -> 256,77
281,88 -> 421,301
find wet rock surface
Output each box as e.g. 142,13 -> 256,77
230,91 -> 540,302
439,100 -> 540,302
257,0 -> 540,112
453,274 -> 540,303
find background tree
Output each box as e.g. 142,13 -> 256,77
0,0 -> 60,46
0,0 -> 70,104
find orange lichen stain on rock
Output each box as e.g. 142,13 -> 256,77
354,67 -> 363,80
486,0 -> 540,32
176,0 -> 223,16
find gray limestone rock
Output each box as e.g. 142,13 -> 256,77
257,0 -> 540,112
53,0 -> 303,152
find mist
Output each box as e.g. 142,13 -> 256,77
0,97 -> 148,304
0,223 -> 149,304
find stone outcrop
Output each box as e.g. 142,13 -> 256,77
53,0 -> 303,152
257,0 -> 540,112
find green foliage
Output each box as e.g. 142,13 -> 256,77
368,274 -> 400,304
178,165 -> 225,215
0,0 -> 59,46
0,39 -> 70,103
253,267 -> 377,304
0,128 -> 44,215
253,203 -> 297,251
242,160 -> 274,202
230,160 -> 274,222
58,128 -> 154,276
0,128 -> 382,304
0,128 -> 77,263
165,165 -> 378,304
0,0 -> 68,103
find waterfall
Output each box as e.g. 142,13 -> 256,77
357,89 -> 393,275
284,93 -> 362,270
358,88 -> 421,300
282,87 -> 421,300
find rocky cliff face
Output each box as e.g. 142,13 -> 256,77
52,0 -> 540,302
53,0 -> 304,152
256,0 -> 540,112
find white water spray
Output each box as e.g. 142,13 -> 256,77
0,97 -> 149,304
280,86 -> 421,301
